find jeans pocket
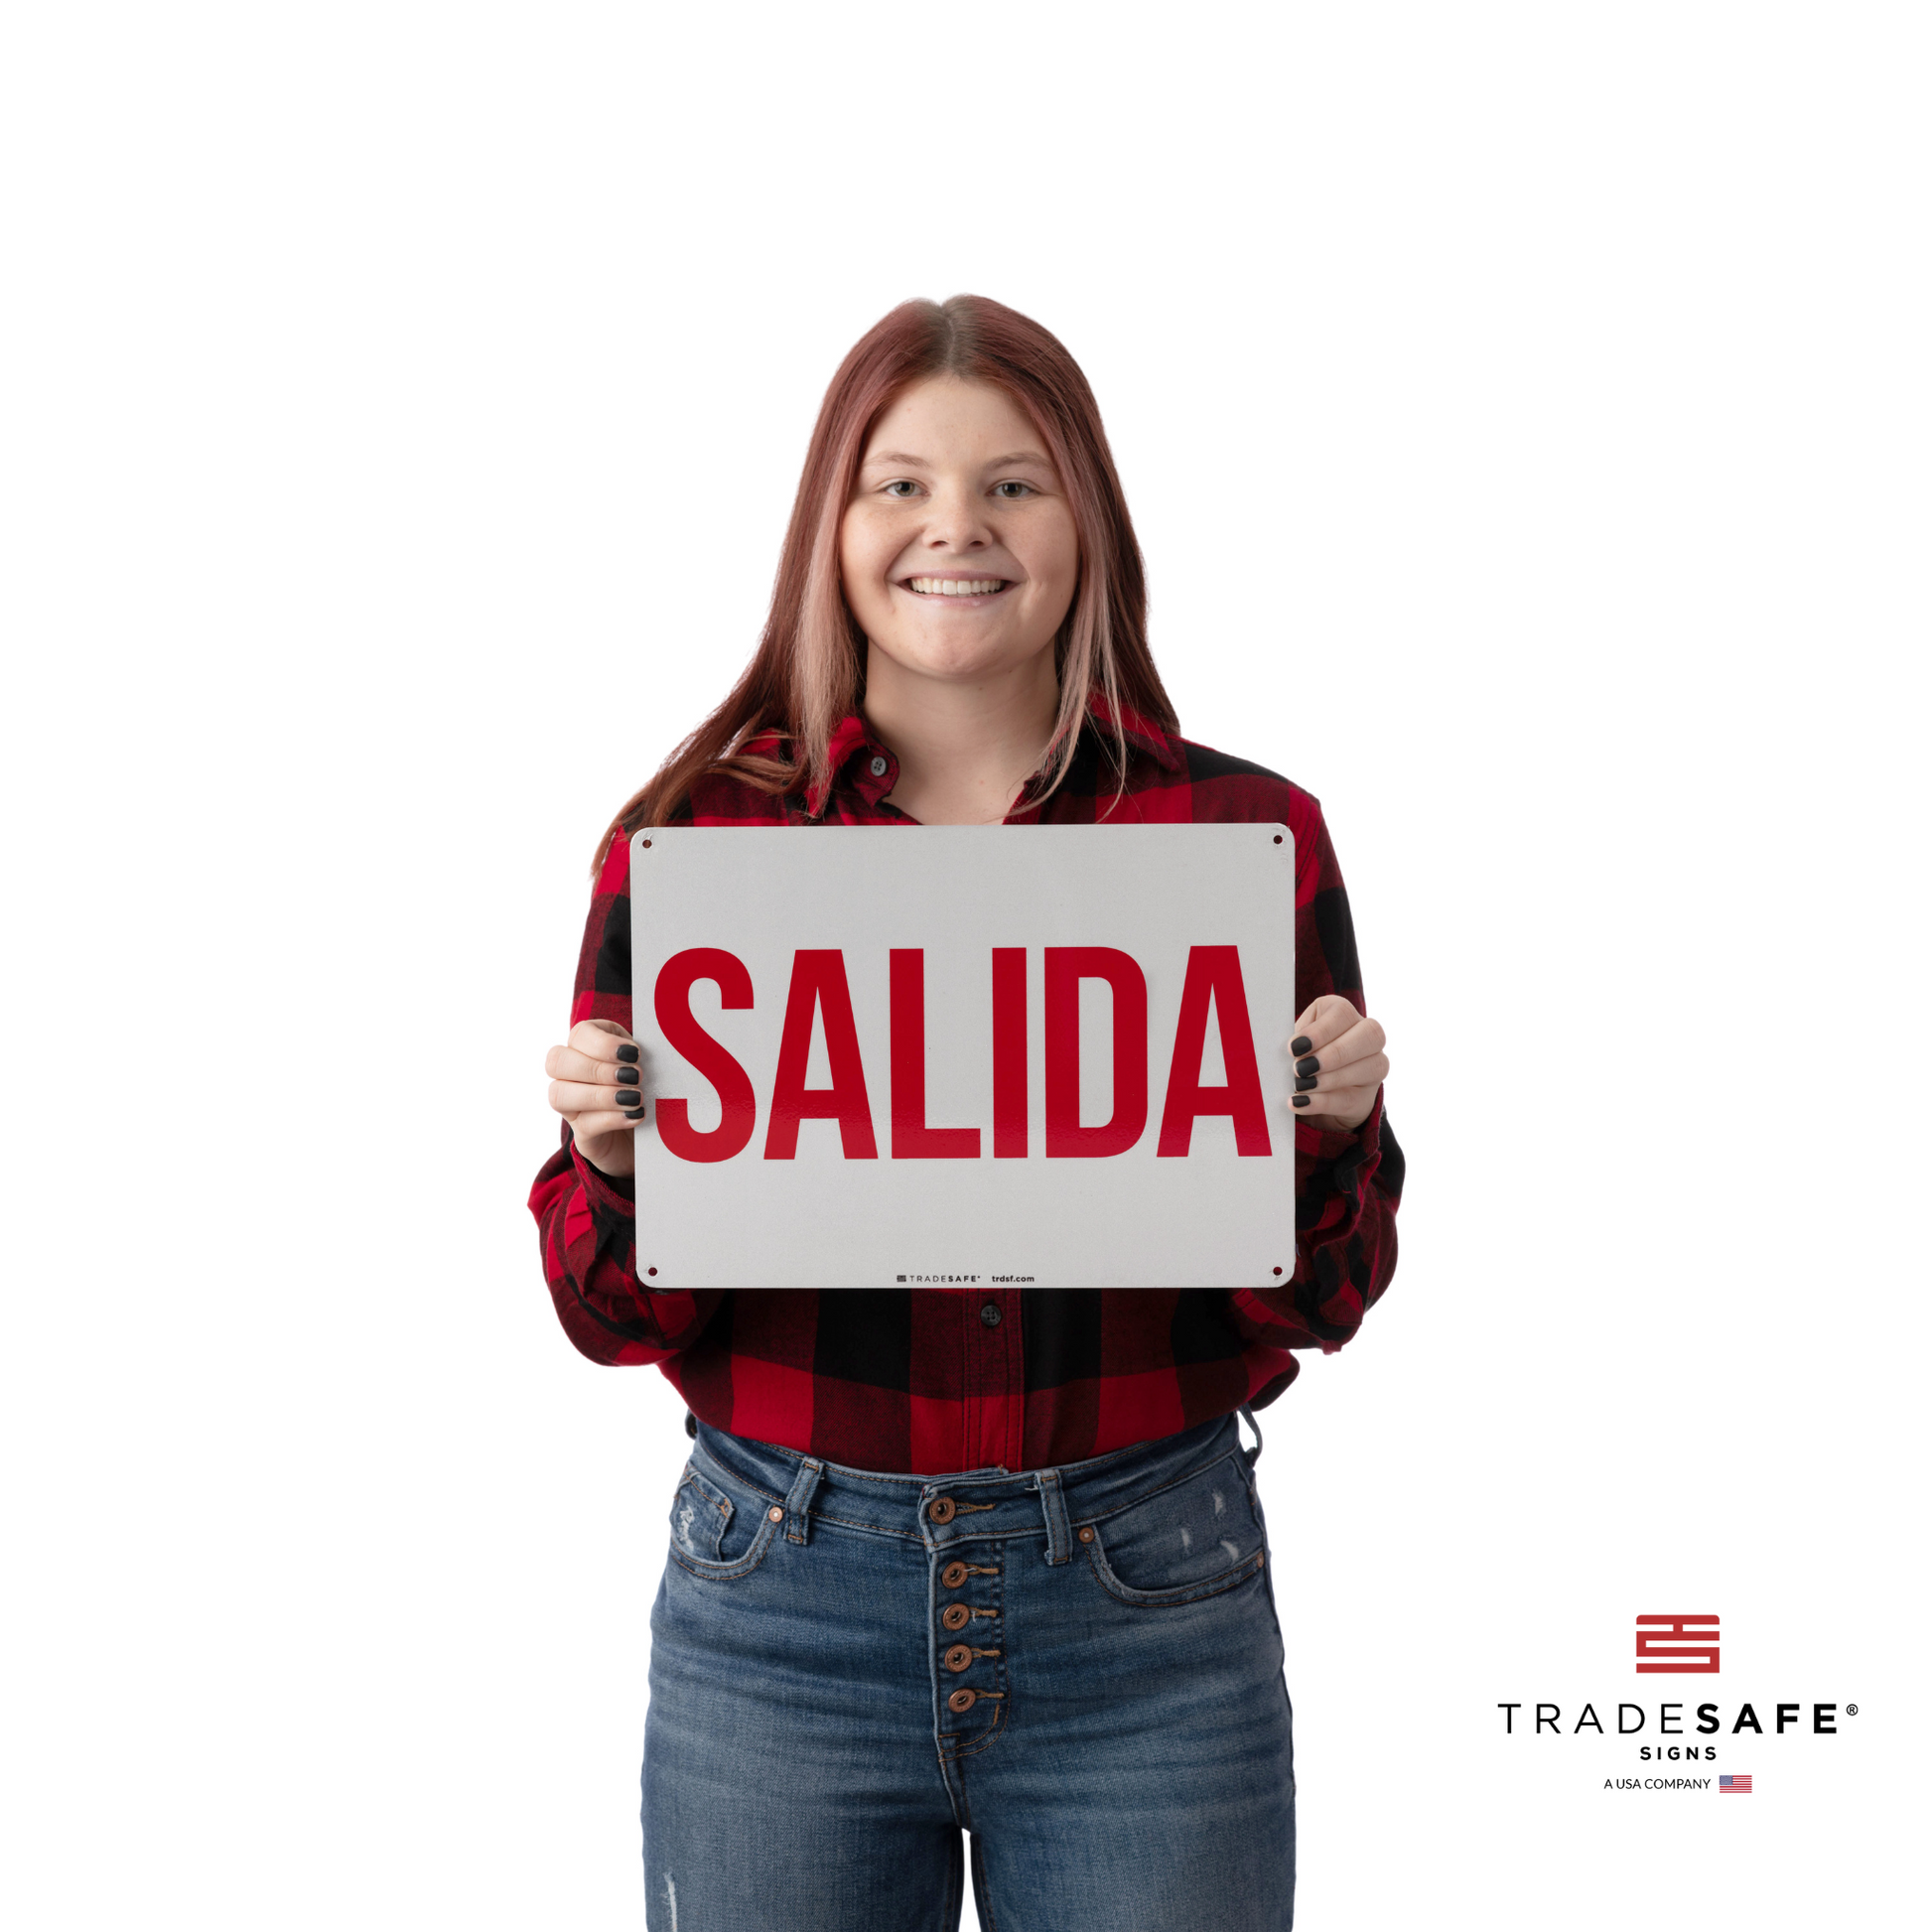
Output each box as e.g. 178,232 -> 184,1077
1081,1450 -> 1268,1607
668,1465 -> 735,1562
666,1458 -> 785,1583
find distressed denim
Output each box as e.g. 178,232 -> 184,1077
641,1408 -> 1295,1931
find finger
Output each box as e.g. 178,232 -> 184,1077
549,1079 -> 648,1121
1290,1066 -> 1386,1112
1290,1078 -> 1382,1129
1291,1023 -> 1388,1089
1289,995 -> 1366,1056
567,1019 -> 639,1064
1297,1016 -> 1385,1073
545,1041 -> 643,1089
1289,1004 -> 1383,1073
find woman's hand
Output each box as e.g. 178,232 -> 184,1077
1288,995 -> 1388,1133
545,1018 -> 643,1177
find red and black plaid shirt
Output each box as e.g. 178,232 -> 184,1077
528,698 -> 1403,1474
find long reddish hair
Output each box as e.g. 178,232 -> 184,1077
595,294 -> 1176,868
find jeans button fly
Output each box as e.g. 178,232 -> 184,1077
927,1496 -> 956,1524
948,1689 -> 978,1714
943,1643 -> 973,1673
941,1561 -> 968,1588
941,1602 -> 971,1631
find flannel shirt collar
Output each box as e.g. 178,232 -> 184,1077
799,690 -> 1181,819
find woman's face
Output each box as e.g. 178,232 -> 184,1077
841,376 -> 1079,689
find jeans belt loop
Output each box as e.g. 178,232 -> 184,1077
783,1456 -> 824,1545
1035,1466 -> 1072,1566
1238,1403 -> 1264,1470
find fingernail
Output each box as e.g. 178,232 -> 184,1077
617,1043 -> 640,1063
1295,1074 -> 1317,1092
1295,1054 -> 1320,1076
1290,1035 -> 1311,1055
623,1106 -> 646,1121
617,1067 -> 640,1086
1292,1094 -> 1311,1108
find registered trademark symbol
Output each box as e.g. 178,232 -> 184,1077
1846,1704 -> 1859,1716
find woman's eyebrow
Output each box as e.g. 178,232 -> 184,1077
861,449 -> 1055,470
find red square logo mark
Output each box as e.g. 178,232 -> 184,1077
1635,1613 -> 1720,1673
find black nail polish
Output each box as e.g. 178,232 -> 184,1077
616,1043 -> 639,1063
1292,1094 -> 1311,1108
617,1066 -> 639,1085
1296,1054 -> 1320,1076
1295,1074 -> 1317,1092
1290,1035 -> 1311,1055
623,1106 -> 646,1121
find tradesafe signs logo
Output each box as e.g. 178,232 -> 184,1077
1635,1612 -> 1720,1673
1496,1611 -> 1861,1794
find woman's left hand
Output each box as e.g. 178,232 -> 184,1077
1288,995 -> 1389,1133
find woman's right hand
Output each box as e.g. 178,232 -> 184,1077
545,1018 -> 643,1177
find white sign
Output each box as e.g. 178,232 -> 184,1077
628,824 -> 1297,1289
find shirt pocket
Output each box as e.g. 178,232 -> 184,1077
1080,1450 -> 1268,1608
668,1465 -> 735,1563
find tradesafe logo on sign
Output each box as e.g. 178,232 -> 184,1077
626,825 -> 1301,1290
1496,1611 -> 1861,1793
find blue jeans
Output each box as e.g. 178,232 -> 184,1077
641,1408 -> 1296,1930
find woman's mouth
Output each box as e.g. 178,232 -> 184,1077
900,577 -> 1013,599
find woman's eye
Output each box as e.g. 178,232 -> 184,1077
884,480 -> 920,498
993,481 -> 1035,499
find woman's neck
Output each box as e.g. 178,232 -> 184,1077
861,644 -> 1059,826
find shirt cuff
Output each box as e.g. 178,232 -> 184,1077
569,1133 -> 637,1213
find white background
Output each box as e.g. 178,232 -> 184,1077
3,3 -> 1926,1927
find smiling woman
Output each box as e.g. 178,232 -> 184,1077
530,295 -> 1403,1932
589,296 -> 1174,866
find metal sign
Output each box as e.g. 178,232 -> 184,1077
628,824 -> 1296,1289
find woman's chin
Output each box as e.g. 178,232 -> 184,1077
867,627 -> 1057,690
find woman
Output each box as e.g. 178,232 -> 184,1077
530,296 -> 1401,1931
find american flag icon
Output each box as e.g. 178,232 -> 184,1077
1720,1774 -> 1753,1794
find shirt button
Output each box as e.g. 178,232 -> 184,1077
941,1561 -> 969,1588
943,1643 -> 974,1673
927,1495 -> 956,1524
979,1302 -> 1002,1327
941,1602 -> 971,1631
870,756 -> 889,777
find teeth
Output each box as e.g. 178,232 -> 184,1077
907,578 -> 1005,596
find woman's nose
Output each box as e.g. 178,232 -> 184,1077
920,483 -> 994,549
